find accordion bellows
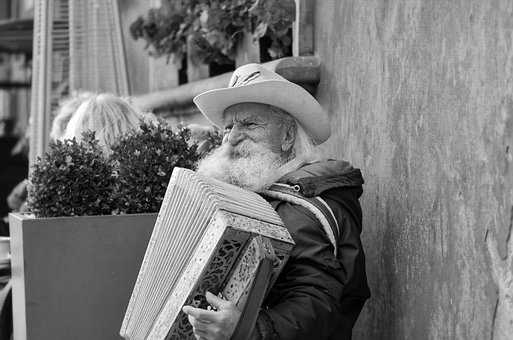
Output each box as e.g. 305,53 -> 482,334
120,168 -> 294,340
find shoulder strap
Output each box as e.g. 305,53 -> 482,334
263,183 -> 339,256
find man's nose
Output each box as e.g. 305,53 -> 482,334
226,127 -> 245,146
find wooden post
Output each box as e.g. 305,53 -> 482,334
29,0 -> 72,171
235,31 -> 260,67
186,36 -> 209,82
292,0 -> 315,56
29,0 -> 53,170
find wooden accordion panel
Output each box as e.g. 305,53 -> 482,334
120,168 -> 294,340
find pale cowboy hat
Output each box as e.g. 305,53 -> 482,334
193,63 -> 331,144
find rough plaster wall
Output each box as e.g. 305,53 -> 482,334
314,1 -> 513,339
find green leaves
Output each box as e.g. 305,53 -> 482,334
28,120 -> 201,218
28,133 -> 115,218
130,0 -> 295,65
109,120 -> 200,214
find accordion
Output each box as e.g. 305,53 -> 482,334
120,168 -> 294,340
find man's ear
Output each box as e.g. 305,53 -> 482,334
281,122 -> 296,153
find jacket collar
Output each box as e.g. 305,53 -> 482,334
277,159 -> 364,197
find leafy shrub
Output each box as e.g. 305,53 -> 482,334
28,132 -> 115,217
28,120 -> 201,218
110,120 -> 200,214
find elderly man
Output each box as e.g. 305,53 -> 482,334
182,63 -> 370,340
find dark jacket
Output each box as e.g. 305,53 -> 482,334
252,160 -> 370,340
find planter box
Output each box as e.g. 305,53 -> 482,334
8,213 -> 157,340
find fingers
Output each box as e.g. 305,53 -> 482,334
188,315 -> 210,330
193,328 -> 209,340
187,313 -> 214,340
205,291 -> 231,310
183,296 -> 240,340
182,305 -> 218,323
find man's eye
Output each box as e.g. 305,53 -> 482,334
224,124 -> 233,131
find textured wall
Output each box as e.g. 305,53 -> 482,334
314,1 -> 513,339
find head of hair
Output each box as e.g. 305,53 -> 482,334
63,93 -> 142,153
50,91 -> 94,141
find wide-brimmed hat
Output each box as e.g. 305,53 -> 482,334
193,63 -> 331,145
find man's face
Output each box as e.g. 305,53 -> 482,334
196,103 -> 293,191
222,103 -> 285,157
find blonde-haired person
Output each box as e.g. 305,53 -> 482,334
50,91 -> 94,141
7,91 -> 93,213
7,92 -> 133,215
63,93 -> 143,153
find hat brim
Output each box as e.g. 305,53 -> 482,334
193,80 -> 330,145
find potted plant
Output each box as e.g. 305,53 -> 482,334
9,122 -> 200,340
129,0 -> 296,68
110,121 -> 199,214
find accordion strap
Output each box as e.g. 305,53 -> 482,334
263,184 -> 339,257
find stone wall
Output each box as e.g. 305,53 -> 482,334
314,1 -> 513,339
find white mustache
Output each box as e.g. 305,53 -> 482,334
225,140 -> 259,159
196,141 -> 284,192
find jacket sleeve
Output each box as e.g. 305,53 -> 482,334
250,200 -> 362,340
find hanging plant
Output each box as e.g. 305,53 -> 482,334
129,1 -> 189,62
130,0 -> 295,65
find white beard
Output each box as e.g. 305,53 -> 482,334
196,141 -> 287,192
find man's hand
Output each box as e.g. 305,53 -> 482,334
182,291 -> 241,340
